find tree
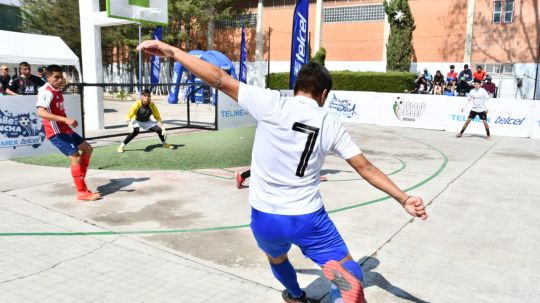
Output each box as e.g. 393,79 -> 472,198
383,0 -> 416,72
312,48 -> 327,66
20,0 -> 82,58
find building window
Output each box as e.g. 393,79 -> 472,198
504,0 -> 514,23
324,4 -> 385,23
493,0 -> 514,24
215,13 -> 257,29
481,63 -> 514,75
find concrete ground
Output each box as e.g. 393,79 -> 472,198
1,124 -> 539,303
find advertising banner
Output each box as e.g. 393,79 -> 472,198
376,93 -> 447,130
150,26 -> 163,90
289,0 -> 309,89
445,98 -> 532,137
0,95 -> 82,160
531,102 -> 540,139
217,91 -> 256,130
239,16 -> 248,84
325,91 -> 377,124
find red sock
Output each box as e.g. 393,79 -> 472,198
80,153 -> 91,177
71,164 -> 88,192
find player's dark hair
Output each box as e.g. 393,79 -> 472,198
46,65 -> 62,75
19,61 -> 30,68
293,62 -> 332,97
142,89 -> 151,96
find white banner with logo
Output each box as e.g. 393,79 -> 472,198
217,91 -> 256,130
0,95 -> 82,160
375,93 -> 447,130
326,91 -> 377,124
530,102 -> 540,139
445,98 -> 532,137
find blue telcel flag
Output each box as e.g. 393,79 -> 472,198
150,26 -> 163,90
289,0 -> 309,89
239,16 -> 248,84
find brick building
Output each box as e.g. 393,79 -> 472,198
210,0 -> 540,99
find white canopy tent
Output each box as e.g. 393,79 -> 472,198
0,30 -> 80,76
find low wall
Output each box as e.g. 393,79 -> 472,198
0,95 -> 82,160
217,90 -> 540,139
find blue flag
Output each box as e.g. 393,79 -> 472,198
289,0 -> 309,89
150,26 -> 163,91
239,16 -> 248,84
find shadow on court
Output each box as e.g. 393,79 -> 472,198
298,256 -> 429,303
96,177 -> 150,197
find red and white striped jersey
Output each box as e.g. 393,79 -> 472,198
36,83 -> 73,139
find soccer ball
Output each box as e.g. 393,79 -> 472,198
19,116 -> 31,126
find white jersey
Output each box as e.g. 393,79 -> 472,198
238,83 -> 361,215
467,87 -> 489,112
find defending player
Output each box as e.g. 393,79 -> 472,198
117,89 -> 173,153
137,40 -> 428,303
456,79 -> 491,140
36,65 -> 100,201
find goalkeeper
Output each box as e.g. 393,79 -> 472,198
117,89 -> 173,152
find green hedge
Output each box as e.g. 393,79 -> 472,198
266,71 -> 416,93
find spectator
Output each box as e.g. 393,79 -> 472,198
413,73 -> 429,94
447,64 -> 458,82
1,64 -> 11,90
482,75 -> 497,97
6,62 -> 46,96
473,65 -> 486,82
37,66 -> 48,83
456,76 -> 471,96
458,64 -> 473,83
443,81 -> 457,96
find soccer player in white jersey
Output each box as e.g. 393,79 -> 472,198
136,40 -> 428,303
456,79 -> 491,140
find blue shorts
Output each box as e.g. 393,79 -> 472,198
250,207 -> 349,266
49,132 -> 85,156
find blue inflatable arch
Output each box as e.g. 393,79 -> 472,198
167,50 -> 237,104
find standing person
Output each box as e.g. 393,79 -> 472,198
117,89 -> 173,153
0,64 -> 11,91
36,65 -> 100,201
456,79 -> 491,140
37,66 -> 48,83
6,62 -> 45,96
137,40 -> 428,303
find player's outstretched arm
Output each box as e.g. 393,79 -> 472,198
137,40 -> 239,101
36,107 -> 78,128
346,154 -> 428,220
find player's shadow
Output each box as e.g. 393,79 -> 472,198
299,256 -> 430,303
143,144 -> 184,152
96,177 -> 150,197
320,169 -> 353,176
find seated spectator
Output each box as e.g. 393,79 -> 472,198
423,68 -> 433,82
458,64 -> 473,83
6,62 -> 45,96
447,65 -> 458,81
482,75 -> 497,97
0,64 -> 10,91
433,70 -> 444,86
443,81 -> 457,96
414,73 -> 429,94
456,76 -> 471,96
473,65 -> 486,82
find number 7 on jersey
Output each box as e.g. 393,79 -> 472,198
292,122 -> 320,177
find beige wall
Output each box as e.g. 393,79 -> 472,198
214,0 -> 539,65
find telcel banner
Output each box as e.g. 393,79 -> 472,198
289,0 -> 309,89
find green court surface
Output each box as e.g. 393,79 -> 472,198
15,127 -> 255,170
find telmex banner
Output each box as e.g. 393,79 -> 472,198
0,95 -> 82,160
325,92 -> 538,138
